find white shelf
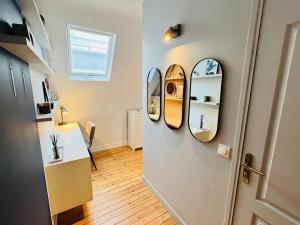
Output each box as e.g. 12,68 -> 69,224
190,100 -> 219,107
15,0 -> 51,50
36,101 -> 59,122
190,124 -> 209,133
192,74 -> 222,79
165,77 -> 184,81
0,34 -> 54,75
165,97 -> 183,102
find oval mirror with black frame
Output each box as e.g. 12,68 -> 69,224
188,58 -> 223,142
147,68 -> 162,122
164,64 -> 185,129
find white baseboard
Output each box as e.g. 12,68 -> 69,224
142,175 -> 187,225
91,139 -> 128,152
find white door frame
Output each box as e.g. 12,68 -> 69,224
223,0 -> 265,224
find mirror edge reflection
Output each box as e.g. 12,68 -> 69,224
147,68 -> 162,122
164,64 -> 186,130
188,58 -> 223,142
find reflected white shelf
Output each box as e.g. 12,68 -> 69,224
0,34 -> 54,75
165,77 -> 184,81
192,74 -> 222,79
190,100 -> 219,107
190,124 -> 209,133
165,97 -> 183,102
15,0 -> 51,49
36,101 -> 59,122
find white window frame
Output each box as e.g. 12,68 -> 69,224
66,24 -> 116,82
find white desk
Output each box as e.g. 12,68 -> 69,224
37,121 -> 92,216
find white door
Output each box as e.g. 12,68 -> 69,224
233,0 -> 300,224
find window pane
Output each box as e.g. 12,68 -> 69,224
68,27 -> 113,76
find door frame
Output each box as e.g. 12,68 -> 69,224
223,0 -> 265,224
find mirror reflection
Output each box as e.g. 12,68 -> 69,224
164,64 -> 185,129
147,68 -> 161,121
188,59 -> 223,142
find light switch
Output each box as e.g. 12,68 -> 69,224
217,144 -> 231,159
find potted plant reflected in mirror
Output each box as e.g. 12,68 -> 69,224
58,106 -> 68,126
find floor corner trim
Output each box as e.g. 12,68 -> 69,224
142,175 -> 187,225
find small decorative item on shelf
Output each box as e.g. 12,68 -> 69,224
192,71 -> 199,77
190,96 -> 197,100
58,106 -> 68,126
203,96 -> 211,102
166,82 -> 176,96
40,15 -> 46,26
150,101 -> 155,114
12,18 -> 34,45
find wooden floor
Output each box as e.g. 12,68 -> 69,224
73,146 -> 177,225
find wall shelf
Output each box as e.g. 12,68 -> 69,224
36,101 -> 59,122
192,74 -> 222,79
165,77 -> 184,81
15,0 -> 51,50
190,100 -> 219,107
165,97 -> 183,102
0,34 -> 54,75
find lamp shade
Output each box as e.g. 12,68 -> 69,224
163,24 -> 182,41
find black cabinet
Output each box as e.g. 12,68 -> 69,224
0,48 -> 51,225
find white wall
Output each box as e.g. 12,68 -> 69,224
143,0 -> 252,224
38,0 -> 142,150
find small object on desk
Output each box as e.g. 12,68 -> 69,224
190,96 -> 197,100
48,146 -> 63,163
50,134 -> 60,159
58,106 -> 68,126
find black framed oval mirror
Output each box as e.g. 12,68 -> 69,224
188,58 -> 223,142
164,64 -> 186,129
147,68 -> 162,121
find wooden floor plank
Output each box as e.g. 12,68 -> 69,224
146,212 -> 172,225
73,146 -> 176,225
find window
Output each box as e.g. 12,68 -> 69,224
67,25 -> 116,81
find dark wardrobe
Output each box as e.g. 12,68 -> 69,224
0,0 -> 52,223
0,49 -> 51,224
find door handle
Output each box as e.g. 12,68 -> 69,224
241,153 -> 265,184
9,66 -> 16,97
21,71 -> 27,95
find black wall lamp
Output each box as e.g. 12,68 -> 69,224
163,24 -> 182,41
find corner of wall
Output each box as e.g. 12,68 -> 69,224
142,175 -> 187,225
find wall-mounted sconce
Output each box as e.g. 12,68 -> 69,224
163,24 -> 182,41
58,106 -> 68,126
